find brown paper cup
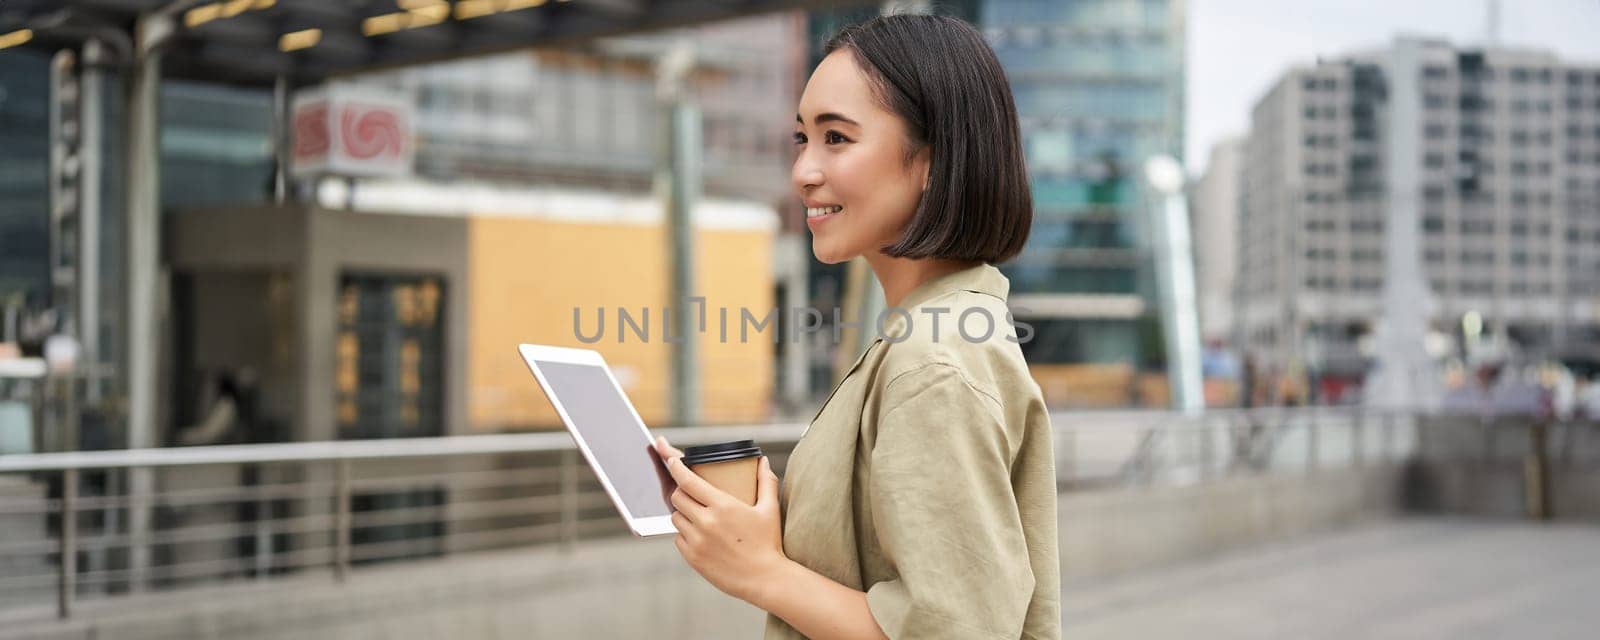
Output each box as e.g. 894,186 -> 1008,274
687,457 -> 760,506
681,440 -> 763,506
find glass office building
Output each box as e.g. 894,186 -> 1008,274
983,0 -> 1185,372
0,48 -> 273,318
0,52 -> 51,305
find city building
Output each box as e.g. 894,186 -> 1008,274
3,13 -> 806,450
1,49 -> 276,437
1192,136 -> 1242,344
982,0 -> 1186,408
1235,37 -> 1600,401
171,14 -> 804,439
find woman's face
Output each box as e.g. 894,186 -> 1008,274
792,50 -> 930,264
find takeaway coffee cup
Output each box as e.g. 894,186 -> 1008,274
680,440 -> 763,506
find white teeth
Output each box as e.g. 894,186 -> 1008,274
806,206 -> 843,218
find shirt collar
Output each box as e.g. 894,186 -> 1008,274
896,262 -> 1010,310
883,263 -> 1011,339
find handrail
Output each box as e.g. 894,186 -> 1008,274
0,423 -> 808,472
0,407 -> 1396,473
0,406 -> 1431,622
0,405 -> 1416,472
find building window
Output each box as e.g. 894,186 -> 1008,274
336,273 -> 446,440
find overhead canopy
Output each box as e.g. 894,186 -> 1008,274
0,0 -> 851,87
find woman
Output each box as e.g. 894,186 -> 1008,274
654,14 -> 1059,640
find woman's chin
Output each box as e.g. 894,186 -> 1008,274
810,242 -> 854,265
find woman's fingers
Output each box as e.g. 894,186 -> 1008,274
671,512 -> 697,545
654,436 -> 684,460
664,453 -> 734,508
670,488 -> 709,522
755,457 -> 780,509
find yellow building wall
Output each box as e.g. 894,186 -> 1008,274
467,216 -> 774,432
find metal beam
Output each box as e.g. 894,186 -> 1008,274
576,0 -> 648,18
80,39 -> 107,404
123,21 -> 163,591
184,12 -> 276,46
197,40 -> 293,75
68,0 -> 168,11
295,28 -> 371,63
6,0 -> 867,86
658,41 -> 700,428
125,0 -> 205,594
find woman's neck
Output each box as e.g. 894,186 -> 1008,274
864,253 -> 983,309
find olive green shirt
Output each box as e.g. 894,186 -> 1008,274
764,264 -> 1061,640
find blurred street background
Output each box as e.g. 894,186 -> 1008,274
1,0 -> 1598,637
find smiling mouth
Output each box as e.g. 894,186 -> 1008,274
806,205 -> 842,218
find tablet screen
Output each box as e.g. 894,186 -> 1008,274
535,360 -> 673,518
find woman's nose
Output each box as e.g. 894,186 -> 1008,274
791,154 -> 823,192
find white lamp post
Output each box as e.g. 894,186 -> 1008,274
1144,155 -> 1205,414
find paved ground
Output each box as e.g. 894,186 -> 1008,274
1061,517 -> 1600,639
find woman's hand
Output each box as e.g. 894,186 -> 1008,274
653,436 -> 789,605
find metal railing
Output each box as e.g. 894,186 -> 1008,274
1059,406 -> 1417,488
0,407 -> 1414,621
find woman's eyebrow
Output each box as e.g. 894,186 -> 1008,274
795,112 -> 860,127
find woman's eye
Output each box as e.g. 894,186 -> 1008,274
824,131 -> 848,144
792,132 -> 807,145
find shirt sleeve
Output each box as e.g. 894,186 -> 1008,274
864,364 -> 1036,639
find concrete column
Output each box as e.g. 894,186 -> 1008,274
125,8 -> 180,591
272,75 -> 291,204
1364,39 -> 1441,412
80,40 -> 105,404
657,43 -> 700,428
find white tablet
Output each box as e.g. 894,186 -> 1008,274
518,344 -> 677,538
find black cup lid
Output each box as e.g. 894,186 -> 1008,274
681,439 -> 762,466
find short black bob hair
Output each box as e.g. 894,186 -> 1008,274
824,13 -> 1032,264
